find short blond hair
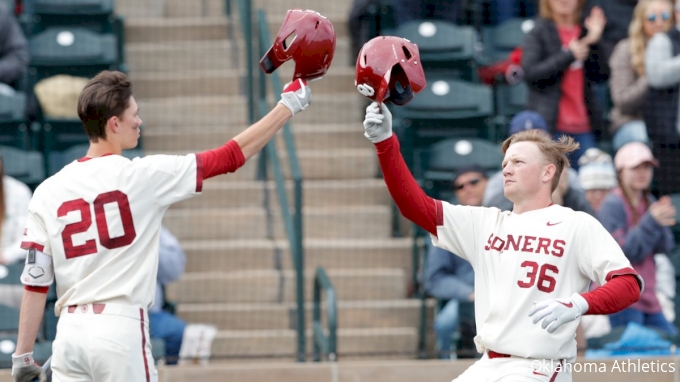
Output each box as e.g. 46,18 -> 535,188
539,0 -> 586,24
501,130 -> 580,191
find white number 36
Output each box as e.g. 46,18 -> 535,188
357,84 -> 375,97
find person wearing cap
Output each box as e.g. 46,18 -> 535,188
598,142 -> 678,336
483,111 -> 594,215
577,147 -> 617,211
423,165 -> 486,359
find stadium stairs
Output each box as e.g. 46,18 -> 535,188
116,0 -> 426,361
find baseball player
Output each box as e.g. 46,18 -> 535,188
9,67 -> 312,382
361,101 -> 642,381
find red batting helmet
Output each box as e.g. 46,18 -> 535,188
260,9 -> 336,81
355,36 -> 426,106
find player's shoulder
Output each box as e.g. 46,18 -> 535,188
130,153 -> 196,170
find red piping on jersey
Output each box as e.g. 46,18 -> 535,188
140,309 -> 151,382
582,274 -> 641,315
195,153 -> 204,193
20,241 -> 44,252
375,135 -> 437,236
196,139 -> 246,179
77,153 -> 115,162
24,285 -> 49,294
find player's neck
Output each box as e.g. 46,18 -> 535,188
512,194 -> 553,214
87,139 -> 122,158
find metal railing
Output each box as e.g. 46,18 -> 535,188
235,0 -> 306,362
312,267 -> 337,362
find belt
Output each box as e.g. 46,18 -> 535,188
488,350 -> 512,359
61,303 -> 147,321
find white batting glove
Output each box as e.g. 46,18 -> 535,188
363,101 -> 393,143
12,352 -> 46,382
529,293 -> 589,333
278,79 -> 311,116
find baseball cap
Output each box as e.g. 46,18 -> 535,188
579,162 -> 617,190
508,111 -> 548,136
614,142 -> 658,170
452,164 -> 487,185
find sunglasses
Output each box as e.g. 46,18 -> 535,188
647,11 -> 671,22
454,178 -> 482,191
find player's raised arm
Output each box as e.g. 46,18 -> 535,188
363,102 -> 438,236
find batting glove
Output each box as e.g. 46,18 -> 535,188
363,101 -> 393,143
12,352 -> 46,382
278,79 -> 311,116
529,293 -> 589,333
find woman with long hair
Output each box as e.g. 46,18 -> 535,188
609,0 -> 674,151
521,0 -> 609,168
598,142 -> 678,336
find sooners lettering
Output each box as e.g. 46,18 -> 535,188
484,233 -> 565,257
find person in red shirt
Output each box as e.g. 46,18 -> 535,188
521,0 -> 609,168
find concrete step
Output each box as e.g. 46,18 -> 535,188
211,327 -> 418,358
142,122 -> 369,151
177,299 -> 430,331
163,204 -> 391,240
125,16 -> 349,43
174,178 -> 388,209
126,38 -> 352,72
181,238 -> 412,273
166,268 -> 408,303
130,67 -> 357,99
137,92 -> 363,127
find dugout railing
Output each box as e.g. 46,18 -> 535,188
312,267 -> 338,362
235,0 -> 307,362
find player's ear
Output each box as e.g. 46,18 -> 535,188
107,116 -> 119,134
543,163 -> 557,184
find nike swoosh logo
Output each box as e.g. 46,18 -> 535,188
297,84 -> 307,99
547,221 -> 562,226
557,301 -> 573,308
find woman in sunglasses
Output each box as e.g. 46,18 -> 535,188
645,0 -> 680,197
609,0 -> 674,152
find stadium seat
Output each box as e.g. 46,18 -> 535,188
0,304 -> 20,332
0,92 -> 31,149
480,18 -> 533,122
0,334 -> 18,368
419,137 -> 504,199
0,262 -> 24,285
29,27 -> 118,69
0,145 -> 45,187
393,20 -> 479,81
23,0 -> 114,15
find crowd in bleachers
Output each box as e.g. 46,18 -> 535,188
350,0 -> 680,359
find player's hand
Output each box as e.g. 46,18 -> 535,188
650,196 -> 677,226
12,353 -> 46,382
528,293 -> 589,334
363,101 -> 392,143
278,79 -> 311,116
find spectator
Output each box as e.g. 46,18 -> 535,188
586,0 -> 640,62
0,147 -> 33,309
609,0 -> 674,152
392,0 -> 460,27
577,147 -> 617,211
0,1 -> 28,91
644,0 -> 680,196
424,165 -> 485,359
521,0 -> 609,167
483,111 -> 594,214
149,226 -> 187,365
598,142 -> 678,336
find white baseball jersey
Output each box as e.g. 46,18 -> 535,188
432,203 -> 639,361
20,154 -> 202,314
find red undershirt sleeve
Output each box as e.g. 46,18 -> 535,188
24,285 -> 49,294
581,274 -> 641,315
374,135 -> 438,236
196,139 -> 246,179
